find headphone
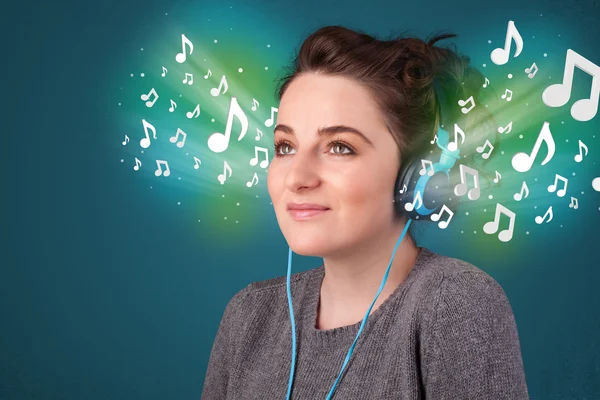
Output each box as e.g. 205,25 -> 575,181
284,79 -> 462,399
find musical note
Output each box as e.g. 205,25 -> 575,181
404,191 -> 423,212
511,121 -> 555,172
430,204 -> 454,229
255,128 -> 263,141
458,96 -> 476,114
483,77 -> 490,88
154,160 -> 171,177
501,88 -> 513,102
498,121 -> 513,134
169,99 -> 177,112
140,119 -> 157,149
122,135 -> 129,146
569,197 -> 579,210
513,181 -> 529,201
542,49 -> 600,121
454,164 -> 480,201
210,75 -> 228,96
493,170 -> 502,183
483,203 -> 516,242
246,172 -> 259,188
161,66 -> 168,77
193,156 -> 201,170
265,106 -> 279,127
250,146 -> 269,168
446,123 -> 465,152
535,206 -> 553,224
548,173 -> 568,197
430,134 -> 437,145
251,98 -> 260,111
183,72 -> 194,85
574,139 -> 588,162
593,177 -> 600,192
204,69 -> 212,79
490,20 -> 523,66
175,34 -> 193,63
419,159 -> 435,176
525,62 -> 538,78
186,104 -> 200,119
140,88 -> 159,107
169,128 -> 187,148
476,139 -> 494,159
218,161 -> 232,184
133,157 -> 142,171
399,183 -> 407,194
208,96 -> 248,153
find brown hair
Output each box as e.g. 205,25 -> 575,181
274,25 -> 499,241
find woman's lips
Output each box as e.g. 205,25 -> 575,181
287,208 -> 330,220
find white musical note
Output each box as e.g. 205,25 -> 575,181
246,172 -> 259,188
569,197 -> 579,210
404,191 -> 423,212
447,123 -> 466,152
169,99 -> 177,112
511,121 -> 555,172
483,77 -> 490,88
399,183 -> 407,194
186,104 -> 200,119
593,177 -> 600,192
454,164 -> 480,201
483,203 -> 516,242
208,96 -> 248,153
476,139 -> 494,159
193,156 -> 201,170
255,128 -> 263,141
169,128 -> 187,148
210,75 -> 228,96
542,49 -> 600,121
490,20 -> 523,66
548,174 -> 568,197
161,66 -> 168,77
265,106 -> 279,127
175,34 -> 193,63
430,204 -> 454,229
141,88 -> 159,107
122,135 -> 129,146
419,159 -> 435,176
251,98 -> 260,111
183,73 -> 194,85
525,62 -> 538,78
430,134 -> 437,145
493,170 -> 502,183
498,121 -> 513,134
501,88 -> 513,102
458,96 -> 476,114
218,161 -> 232,184
513,181 -> 529,201
535,206 -> 553,224
155,160 -> 171,177
133,157 -> 142,171
140,119 -> 156,149
204,69 -> 212,79
250,146 -> 269,168
574,139 -> 588,162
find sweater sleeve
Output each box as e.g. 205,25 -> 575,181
201,286 -> 249,400
423,271 -> 529,400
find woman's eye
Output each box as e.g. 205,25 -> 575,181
274,140 -> 355,156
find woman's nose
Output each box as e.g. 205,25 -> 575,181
284,152 -> 321,191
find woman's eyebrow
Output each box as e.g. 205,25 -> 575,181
273,124 -> 374,147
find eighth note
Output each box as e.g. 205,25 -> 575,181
501,88 -> 513,102
255,128 -> 263,141
399,183 -> 407,194
458,96 -> 475,114
447,123 -> 465,152
154,160 -> 171,177
430,134 -> 437,145
548,173 -> 568,197
535,206 -> 553,224
404,191 -> 423,212
122,135 -> 129,146
246,172 -> 259,188
141,88 -> 159,107
483,203 -> 516,243
574,139 -> 588,162
183,73 -> 194,85
265,106 -> 279,127
454,164 -> 480,201
218,161 -> 232,184
498,121 -> 513,134
169,99 -> 177,112
210,75 -> 228,96
186,104 -> 200,119
133,157 -> 142,171
207,96 -> 248,153
493,170 -> 502,183
490,20 -> 523,66
175,34 -> 193,63
483,77 -> 490,88
193,156 -> 201,170
161,66 -> 168,77
169,128 -> 187,148
430,204 -> 454,229
513,181 -> 529,201
251,98 -> 260,111
569,196 -> 579,210
476,139 -> 494,159
250,146 -> 269,168
525,62 -> 538,78
419,159 -> 435,176
512,121 -> 555,173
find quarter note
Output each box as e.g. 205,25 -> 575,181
154,160 -> 171,177
169,128 -> 187,148
183,72 -> 194,85
548,173 -> 568,197
175,34 -> 193,63
210,75 -> 228,96
525,62 -> 538,78
207,96 -> 248,153
250,146 -> 269,168
217,161 -> 232,184
419,159 -> 435,176
447,123 -> 465,152
246,172 -> 259,188
430,204 -> 454,229
498,121 -> 513,134
501,88 -> 513,102
511,121 -> 555,172
458,95 -> 475,114
169,99 -> 177,112
193,156 -> 201,170
569,197 -> 579,210
476,139 -> 494,159
264,106 -> 279,127
141,88 -> 159,107
454,164 -> 480,201
122,135 -> 129,146
513,181 -> 529,201
535,206 -> 553,224
490,20 -> 523,66
140,119 -> 156,149
404,191 -> 423,212
186,104 -> 200,119
161,66 -> 168,77
574,139 -> 588,162
133,157 -> 142,171
483,203 -> 516,242
542,49 -> 600,121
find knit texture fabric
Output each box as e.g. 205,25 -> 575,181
201,247 -> 529,399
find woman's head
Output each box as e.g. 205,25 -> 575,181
267,25 -> 495,257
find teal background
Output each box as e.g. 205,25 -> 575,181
2,0 -> 600,399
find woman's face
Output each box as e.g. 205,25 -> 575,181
267,73 -> 401,257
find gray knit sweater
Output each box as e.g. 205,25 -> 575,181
201,247 -> 529,399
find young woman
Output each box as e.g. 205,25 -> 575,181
202,25 -> 529,399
